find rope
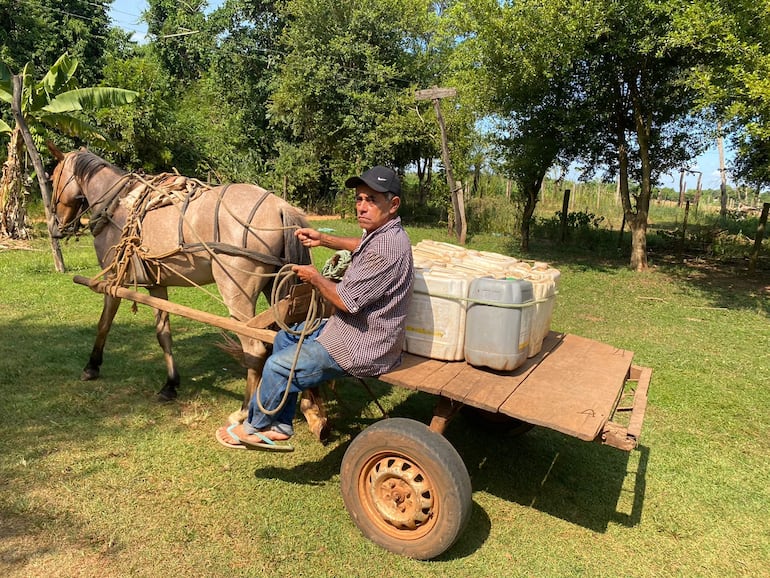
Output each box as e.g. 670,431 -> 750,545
412,289 -> 559,308
253,264 -> 326,417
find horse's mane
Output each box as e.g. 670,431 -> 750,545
281,205 -> 312,266
71,149 -> 126,181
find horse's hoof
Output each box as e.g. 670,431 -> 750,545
156,387 -> 177,402
228,409 -> 247,425
80,368 -> 100,381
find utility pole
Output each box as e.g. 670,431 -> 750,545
415,87 -> 466,244
717,121 -> 728,218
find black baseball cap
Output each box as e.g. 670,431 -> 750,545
345,166 -> 401,197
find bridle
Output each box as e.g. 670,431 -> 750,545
51,151 -> 130,238
51,157 -> 88,238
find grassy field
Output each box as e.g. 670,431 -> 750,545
1,212 -> 769,577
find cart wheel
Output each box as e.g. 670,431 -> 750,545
461,406 -> 535,437
340,417 -> 472,560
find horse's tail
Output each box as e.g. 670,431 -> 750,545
281,206 -> 311,266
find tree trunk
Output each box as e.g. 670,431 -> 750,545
749,202 -> 769,274
519,175 -> 544,253
695,172 -> 702,213
10,74 -> 65,271
629,216 -> 648,270
629,78 -> 652,271
0,128 -> 29,239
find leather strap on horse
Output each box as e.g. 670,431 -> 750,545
175,184 -> 284,268
97,174 -> 295,288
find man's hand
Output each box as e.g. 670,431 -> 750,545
292,264 -> 321,284
295,228 -> 323,248
295,227 -> 361,252
291,264 -> 348,313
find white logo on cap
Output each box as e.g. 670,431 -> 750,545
377,177 -> 388,181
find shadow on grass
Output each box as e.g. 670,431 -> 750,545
0,311 -> 274,572
246,383 -> 648,559
1,298 -> 649,562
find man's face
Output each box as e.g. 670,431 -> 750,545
355,185 -> 399,233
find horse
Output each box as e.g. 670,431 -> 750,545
48,143 -> 311,405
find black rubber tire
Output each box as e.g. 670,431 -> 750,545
340,417 -> 472,560
461,406 -> 535,437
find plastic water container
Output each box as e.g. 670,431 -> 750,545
526,271 -> 557,357
464,277 -> 535,371
404,268 -> 475,361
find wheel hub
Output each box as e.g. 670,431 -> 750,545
367,457 -> 434,530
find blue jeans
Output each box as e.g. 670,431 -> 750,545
244,320 -> 345,437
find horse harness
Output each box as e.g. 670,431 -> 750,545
94,172 -> 287,287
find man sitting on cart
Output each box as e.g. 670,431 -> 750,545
216,165 -> 414,451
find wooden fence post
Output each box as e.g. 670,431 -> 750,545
415,87 -> 466,245
749,202 -> 770,273
560,189 -> 571,243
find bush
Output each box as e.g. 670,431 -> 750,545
465,195 -> 522,236
533,209 -> 605,244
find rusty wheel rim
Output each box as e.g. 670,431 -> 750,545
357,452 -> 438,540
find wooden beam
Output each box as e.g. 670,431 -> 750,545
415,87 -> 457,101
73,275 -> 277,343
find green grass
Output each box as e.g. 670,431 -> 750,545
1,222 -> 769,577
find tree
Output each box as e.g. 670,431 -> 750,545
268,0 -> 450,208
94,49 -> 179,174
453,0 -> 713,269
448,0 -> 600,251
730,130 -> 770,204
0,0 -> 111,86
576,0 -> 713,270
0,53 -> 137,250
677,1 -> 770,211
145,0 -> 213,83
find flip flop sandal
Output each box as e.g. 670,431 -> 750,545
239,431 -> 295,453
215,424 -> 246,450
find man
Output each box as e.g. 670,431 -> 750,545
216,166 -> 414,451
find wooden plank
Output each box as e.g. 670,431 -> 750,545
498,334 -> 633,441
73,275 -> 277,343
626,365 -> 651,440
444,332 -> 565,411
378,353 -> 466,396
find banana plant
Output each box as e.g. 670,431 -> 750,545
0,52 -> 137,261
0,52 -> 138,149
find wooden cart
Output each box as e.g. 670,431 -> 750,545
340,331 -> 649,560
74,276 -> 650,561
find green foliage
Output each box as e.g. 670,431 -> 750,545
465,194 -> 522,237
534,209 -> 606,246
0,53 -> 137,149
94,52 -> 176,171
145,0 -> 214,82
0,0 -> 110,87
268,0 -> 455,199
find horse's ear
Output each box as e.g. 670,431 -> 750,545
47,141 -> 65,161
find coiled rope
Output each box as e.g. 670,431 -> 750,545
251,263 -> 327,416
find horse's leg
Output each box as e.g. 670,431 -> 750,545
81,294 -> 122,381
148,286 -> 181,401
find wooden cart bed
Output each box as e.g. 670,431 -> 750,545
379,331 -> 650,450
